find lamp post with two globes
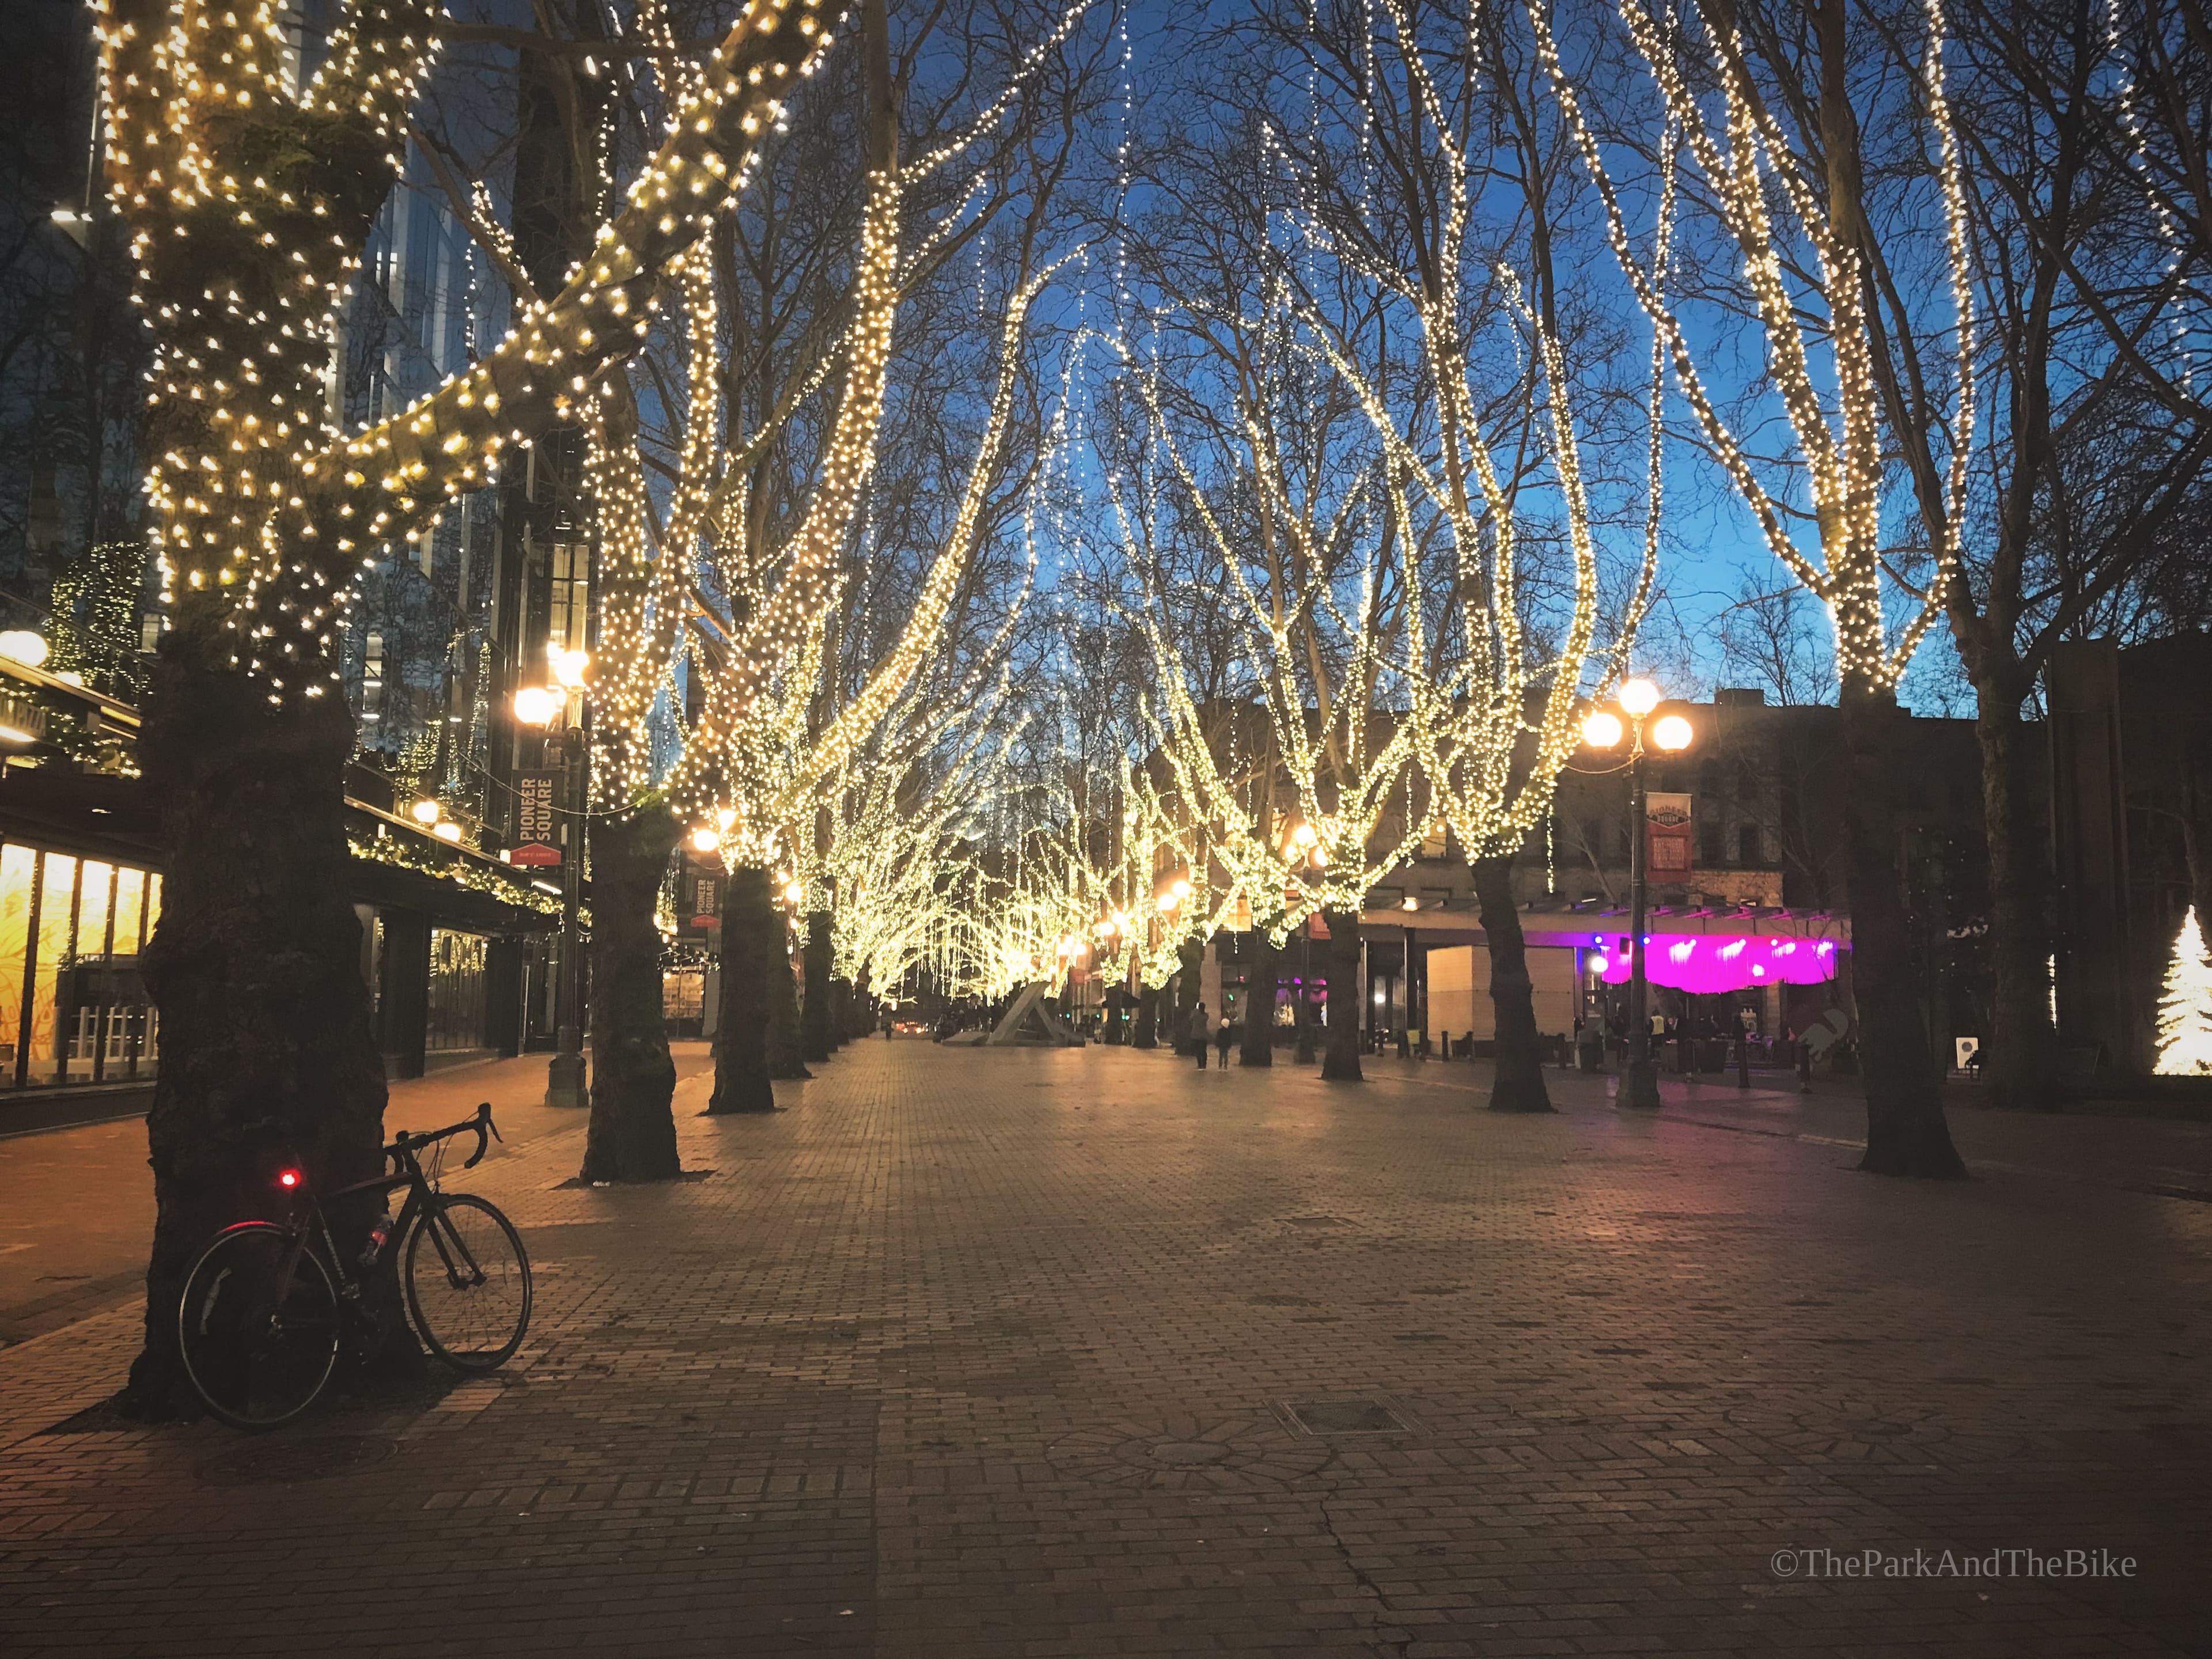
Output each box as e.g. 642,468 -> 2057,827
1156,877 -> 1193,1048
514,647 -> 592,1108
1281,822 -> 1328,1062
1094,912 -> 1130,1041
1580,678 -> 1694,1111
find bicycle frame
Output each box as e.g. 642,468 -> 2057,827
254,1117 -> 497,1335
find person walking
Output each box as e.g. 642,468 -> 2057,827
1188,1000 -> 1210,1070
1214,1014 -> 1234,1069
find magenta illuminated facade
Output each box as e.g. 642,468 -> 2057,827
1582,934 -> 1841,994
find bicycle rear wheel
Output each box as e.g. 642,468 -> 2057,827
177,1224 -> 340,1430
403,1194 -> 531,1371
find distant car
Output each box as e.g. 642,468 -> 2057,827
893,1019 -> 926,1036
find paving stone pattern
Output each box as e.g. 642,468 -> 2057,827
2,1043 -> 2210,1657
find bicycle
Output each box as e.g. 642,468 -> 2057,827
177,1101 -> 533,1430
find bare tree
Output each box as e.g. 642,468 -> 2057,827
1534,0 -> 1977,1175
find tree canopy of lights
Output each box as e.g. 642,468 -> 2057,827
1095,0 -> 1662,945
1528,0 -> 1977,702
667,4 -> 1093,885
96,0 -> 856,700
2157,907 -> 2212,1076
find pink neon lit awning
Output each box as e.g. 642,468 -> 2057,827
1590,935 -> 1839,994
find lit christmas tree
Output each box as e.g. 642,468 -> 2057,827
2156,908 -> 2212,1077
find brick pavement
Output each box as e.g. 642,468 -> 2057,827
1,1040 -> 2209,1657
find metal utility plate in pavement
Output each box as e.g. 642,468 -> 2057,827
1275,1397 -> 1415,1435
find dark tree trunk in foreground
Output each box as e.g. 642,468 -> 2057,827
709,865 -> 778,1113
1842,690 -> 1967,1177
830,978 -> 852,1048
1972,692 -> 2061,1109
1320,909 -> 1363,1081
1293,960 -> 1316,1063
580,804 -> 682,1181
801,910 -> 834,1061
767,919 -> 809,1078
124,620 -> 390,1414
1132,986 -> 1158,1048
1474,854 -> 1554,1113
1240,931 -> 1278,1066
1175,937 -> 1205,1053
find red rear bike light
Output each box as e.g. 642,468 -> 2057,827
278,1169 -> 300,1189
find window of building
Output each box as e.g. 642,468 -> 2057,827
361,628 -> 385,725
1700,823 -> 1725,868
1739,824 -> 1763,866
664,969 -> 704,1022
425,929 -> 488,1053
0,843 -> 162,1088
546,541 -> 589,655
1582,818 -> 1607,863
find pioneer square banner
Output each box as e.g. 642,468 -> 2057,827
512,769 -> 563,865
1646,791 -> 1694,876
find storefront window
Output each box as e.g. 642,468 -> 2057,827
113,868 -> 145,955
0,843 -> 163,1092
30,853 -> 78,1085
76,862 -> 113,957
426,929 -> 488,1054
0,845 -> 32,1078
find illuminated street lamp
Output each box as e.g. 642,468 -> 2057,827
513,674 -> 590,1109
1581,677 -> 1694,1111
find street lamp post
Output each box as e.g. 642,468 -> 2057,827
1282,821 -> 1327,1063
1094,913 -> 1128,1041
1581,679 -> 1693,1111
517,650 -> 591,1108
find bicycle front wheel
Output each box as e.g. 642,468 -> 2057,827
403,1195 -> 532,1371
178,1223 -> 340,1430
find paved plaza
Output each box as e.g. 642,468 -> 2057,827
2,1042 -> 2210,1658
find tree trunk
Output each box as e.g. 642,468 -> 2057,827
580,803 -> 682,1181
1841,688 -> 1967,1177
767,916 -> 810,1078
124,623 -> 389,1415
830,978 -> 852,1048
1972,691 -> 2062,1109
801,911 -> 834,1061
1133,986 -> 1158,1048
709,865 -> 778,1113
1293,941 -> 1316,1065
1474,854 -> 1554,1113
1320,910 -> 1363,1081
1175,937 -> 1205,1054
1240,932 -> 1278,1066
851,968 -> 873,1039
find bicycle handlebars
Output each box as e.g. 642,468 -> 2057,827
388,1102 -> 502,1170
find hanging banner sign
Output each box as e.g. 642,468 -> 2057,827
514,769 -> 562,849
1646,791 -> 1694,875
1228,893 -> 1254,933
688,869 -> 721,932
1307,911 -> 1331,941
